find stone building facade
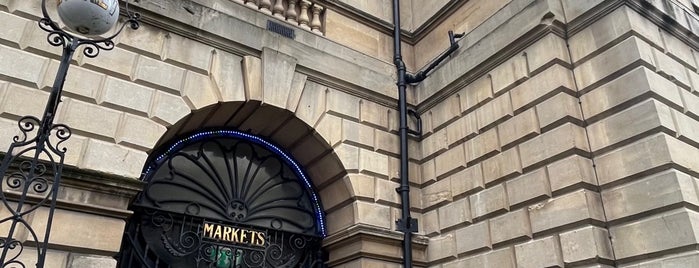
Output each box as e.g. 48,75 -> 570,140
0,0 -> 698,267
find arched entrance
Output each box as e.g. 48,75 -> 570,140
118,129 -> 327,267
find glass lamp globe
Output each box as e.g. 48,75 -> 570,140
56,0 -> 120,36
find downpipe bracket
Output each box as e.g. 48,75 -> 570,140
396,217 -> 419,233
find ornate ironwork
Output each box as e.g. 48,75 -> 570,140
119,132 -> 327,267
0,1 -> 139,267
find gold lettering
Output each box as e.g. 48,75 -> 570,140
203,223 -> 215,238
223,226 -> 232,241
249,231 -> 258,246
213,225 -> 222,240
231,228 -> 240,243
240,229 -> 248,244
258,232 -> 266,246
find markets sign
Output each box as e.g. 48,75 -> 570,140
202,221 -> 267,248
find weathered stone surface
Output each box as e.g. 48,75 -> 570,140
476,93 -> 513,130
510,64 -> 575,112
498,108 -> 539,148
422,128 -> 448,159
116,114 -> 166,150
489,208 -> 532,246
326,90 -> 361,120
610,209 -> 699,260
594,134 -> 674,186
44,60 -> 104,101
620,252 -> 699,267
374,178 -> 399,206
546,155 -> 597,193
149,91 -> 191,126
559,226 -> 614,264
342,119 -> 374,150
518,123 -> 589,169
79,47 -> 138,79
482,147 -> 522,186
581,67 -> 682,121
0,45 -> 47,88
79,139 -> 147,178
427,233 -> 455,262
430,95 -> 460,131
515,236 -> 564,268
320,176 -> 353,211
101,77 -> 154,114
450,163 -> 485,198
0,83 -> 49,118
470,184 -> 508,220
359,148 -> 388,178
446,113 -> 478,146
528,190 -> 605,234
116,23 -> 166,58
439,197 -> 471,230
211,50 -> 245,102
423,209 -> 440,236
133,55 -> 185,92
459,75 -> 493,112
506,168 -> 551,208
242,56 -> 263,101
33,208 -> 124,253
574,36 -> 655,91
0,11 -> 29,46
489,55 -> 528,95
163,33 -> 213,74
314,114 -> 342,147
536,93 -> 583,130
182,70 -> 219,110
587,99 -> 675,153
435,144 -> 466,179
455,220 -> 490,254
294,81 -> 326,127
423,178 -> 452,210
602,170 -> 699,221
653,48 -> 691,89
360,100 -> 389,130
466,128 -> 500,164
69,254 -> 117,268
524,34 -> 569,73
60,99 -> 122,140
375,129 -> 399,156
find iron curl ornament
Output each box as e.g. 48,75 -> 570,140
0,1 -> 140,267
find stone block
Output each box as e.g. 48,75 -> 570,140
450,163 -> 485,198
375,178 -> 399,206
518,123 -> 588,169
182,70 -> 219,110
657,49 -> 691,89
326,90 -> 360,120
427,233 -> 455,262
524,34 -> 569,73
163,33 -> 213,74
439,197 -> 471,230
261,47 -> 297,108
423,209 -> 440,236
594,134 -> 673,186
79,139 -> 147,178
475,93 -> 513,130
559,226 -> 614,264
602,170 -> 699,221
422,158 -> 436,184
295,81 -> 326,127
422,128 -> 448,159
375,129 -> 399,156
355,201 -> 391,229
242,56 -> 262,101
325,203 -> 354,235
32,208 -> 124,253
69,254 -> 117,268
0,45 -> 47,88
422,178 -> 452,210
536,93 -> 583,130
134,56 -> 185,92
568,6 -> 660,63
116,114 -> 166,150
0,83 -> 48,118
489,54 -> 528,95
44,60 -> 104,101
320,176 -> 353,211
506,168 -> 551,208
429,95 -> 460,131
435,144 -> 466,179
489,208 -> 532,246
345,174 -> 374,200
342,119 -> 374,150
360,100 -> 389,130
510,64 -> 575,112
211,50 -> 245,102
484,247 -> 517,268
674,110 -> 699,146
79,47 -> 137,79
149,91 -> 190,126
314,114 -> 342,147
459,75 -> 493,112
14,249 -> 68,268
482,148 -> 521,186
661,31 -> 696,70
0,11 -> 29,46
622,252 -> 699,268
358,149 -> 388,178
587,99 -> 675,153
446,113 -> 477,146
574,36 -> 655,91
470,184 -> 508,220
546,155 -> 597,193
498,108 -> 539,148
610,209 -> 699,260
465,128 -> 500,164
581,67 -> 682,121
60,99 -> 122,140
116,23 -> 166,58
514,236 -> 564,268
455,220 -> 491,254
528,190 -> 605,234
101,77 -> 155,114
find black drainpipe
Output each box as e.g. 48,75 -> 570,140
392,0 -> 416,267
392,1 -> 464,266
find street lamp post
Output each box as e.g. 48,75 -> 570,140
0,0 -> 139,266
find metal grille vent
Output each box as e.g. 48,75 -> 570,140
266,20 -> 295,39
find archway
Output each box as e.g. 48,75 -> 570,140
118,129 -> 327,267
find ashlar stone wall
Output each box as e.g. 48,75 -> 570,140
417,0 -> 699,267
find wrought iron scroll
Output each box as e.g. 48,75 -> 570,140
0,1 -> 140,267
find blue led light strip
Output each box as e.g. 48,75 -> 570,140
143,130 -> 327,237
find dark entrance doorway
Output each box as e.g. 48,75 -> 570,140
117,130 -> 327,267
